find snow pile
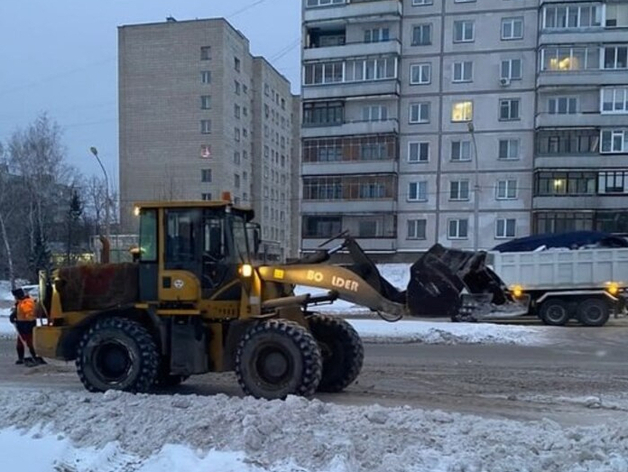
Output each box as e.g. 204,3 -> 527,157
349,319 -> 545,345
1,389 -> 627,472
0,281 -> 12,301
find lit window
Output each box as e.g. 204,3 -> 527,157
451,101 -> 472,122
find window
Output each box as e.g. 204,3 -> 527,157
606,4 -> 628,27
200,144 -> 211,159
234,57 -> 241,72
407,219 -> 427,240
453,61 -> 472,82
601,130 -> 628,153
234,128 -> 240,142
496,219 -> 516,238
453,20 -> 474,43
234,104 -> 241,118
450,181 -> 470,201
498,139 -> 519,160
501,18 -> 523,40
201,95 -> 211,110
451,140 -> 471,161
448,219 -> 468,239
408,142 -> 429,162
535,171 -> 597,196
408,181 -> 428,201
200,46 -> 211,60
410,102 -> 430,123
303,61 -> 343,85
410,63 -> 431,85
360,142 -> 388,160
345,57 -> 397,82
499,99 -> 520,121
599,171 -> 628,194
303,101 -> 344,126
603,47 -> 628,70
451,101 -> 472,122
234,81 -> 240,95
234,152 -> 241,165
536,130 -> 600,155
496,180 -> 517,200
306,0 -> 344,7
201,169 -> 212,183
501,59 -> 522,80
543,5 -> 602,29
243,85 -> 248,94
412,24 -> 432,46
362,105 -> 388,122
548,97 -> 577,115
201,71 -> 211,84
364,27 -> 390,43
412,0 -> 432,4
201,193 -> 212,201
541,47 -> 598,71
201,120 -> 211,134
234,174 -> 240,188
601,88 -> 628,114
534,212 -> 594,234
358,221 -> 378,238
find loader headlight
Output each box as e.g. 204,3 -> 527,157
511,285 -> 524,298
240,264 -> 253,278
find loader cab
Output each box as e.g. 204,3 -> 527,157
136,202 -> 254,303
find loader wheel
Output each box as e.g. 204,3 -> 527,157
539,299 -> 570,326
235,319 -> 322,400
577,298 -> 610,327
76,317 -> 159,393
308,315 -> 364,393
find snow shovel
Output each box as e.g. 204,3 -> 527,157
12,322 -> 46,367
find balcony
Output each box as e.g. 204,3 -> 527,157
303,79 -> 399,100
303,158 -> 397,175
303,39 -> 401,61
302,237 -> 397,252
539,28 -> 628,45
538,70 -> 627,88
302,118 -> 399,138
535,154 -> 628,169
304,0 -> 402,25
301,199 -> 396,213
536,112 -> 628,129
533,195 -> 628,211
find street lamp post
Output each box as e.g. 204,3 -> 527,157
89,146 -> 110,241
467,122 -> 480,251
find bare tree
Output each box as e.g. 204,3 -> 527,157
0,144 -> 17,288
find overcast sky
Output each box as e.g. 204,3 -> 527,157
0,0 -> 300,186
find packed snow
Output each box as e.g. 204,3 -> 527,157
0,389 -> 627,472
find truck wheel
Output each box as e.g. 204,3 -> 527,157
578,298 -> 610,327
235,319 -> 322,399
76,317 -> 159,393
539,299 -> 570,326
308,315 -> 364,393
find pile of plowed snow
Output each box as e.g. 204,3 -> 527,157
0,389 -> 626,472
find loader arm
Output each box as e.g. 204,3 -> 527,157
257,264 -> 407,318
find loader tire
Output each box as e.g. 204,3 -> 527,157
235,319 -> 322,400
577,298 -> 610,327
308,315 -> 364,393
76,317 -> 159,393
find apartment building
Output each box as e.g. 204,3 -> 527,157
118,18 -> 298,261
301,0 -> 628,255
534,1 -> 628,234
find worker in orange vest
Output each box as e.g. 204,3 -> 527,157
9,288 -> 45,366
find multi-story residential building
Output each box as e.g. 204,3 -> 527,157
301,0 -> 538,255
534,1 -> 628,234
118,18 -> 299,261
301,0 -> 627,256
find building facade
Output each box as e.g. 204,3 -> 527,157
119,18 -> 299,261
300,0 -> 628,255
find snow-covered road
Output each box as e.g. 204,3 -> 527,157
2,388 -> 628,472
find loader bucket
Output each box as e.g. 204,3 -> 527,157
406,244 -> 510,317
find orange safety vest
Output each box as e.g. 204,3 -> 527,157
16,297 -> 36,322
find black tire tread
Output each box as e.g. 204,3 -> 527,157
539,299 -> 570,326
578,298 -> 610,327
308,314 -> 364,393
235,319 -> 322,399
76,317 -> 159,393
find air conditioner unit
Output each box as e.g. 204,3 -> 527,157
500,77 -> 511,87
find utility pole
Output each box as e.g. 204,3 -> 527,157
467,122 -> 480,251
89,147 -> 110,241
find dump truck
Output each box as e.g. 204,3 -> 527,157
33,199 -> 525,399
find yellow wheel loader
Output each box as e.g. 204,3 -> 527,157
34,200 -> 526,399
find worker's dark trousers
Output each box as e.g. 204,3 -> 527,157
15,321 -> 37,360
